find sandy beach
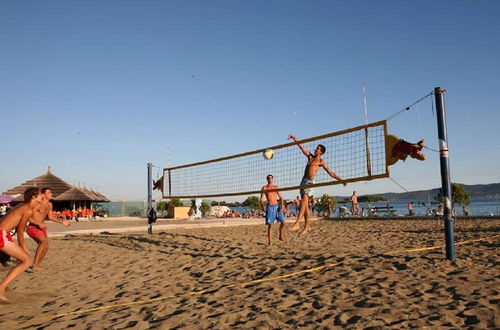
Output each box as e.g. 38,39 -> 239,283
0,217 -> 498,329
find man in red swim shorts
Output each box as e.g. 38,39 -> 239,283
18,187 -> 70,272
0,187 -> 44,302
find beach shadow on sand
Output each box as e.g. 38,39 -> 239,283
1,218 -> 497,329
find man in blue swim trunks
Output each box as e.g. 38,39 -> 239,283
288,134 -> 346,234
260,174 -> 285,246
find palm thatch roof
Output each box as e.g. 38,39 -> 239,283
3,167 -> 109,202
82,187 -> 109,202
91,189 -> 110,202
4,167 -> 73,202
54,186 -> 96,201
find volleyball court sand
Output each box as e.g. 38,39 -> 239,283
45,217 -> 271,237
0,219 -> 498,329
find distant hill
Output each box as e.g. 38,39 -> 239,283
337,183 -> 500,201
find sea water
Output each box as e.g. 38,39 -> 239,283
361,197 -> 499,216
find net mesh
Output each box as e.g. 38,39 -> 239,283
163,121 -> 388,198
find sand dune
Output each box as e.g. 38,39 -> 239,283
0,218 -> 498,329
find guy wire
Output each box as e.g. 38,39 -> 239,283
389,177 -> 428,207
386,91 -> 434,121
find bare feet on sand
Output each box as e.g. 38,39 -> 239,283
289,223 -> 301,231
0,291 -> 11,304
299,226 -> 312,236
26,266 -> 41,273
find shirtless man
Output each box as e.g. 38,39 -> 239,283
0,187 -> 44,302
351,191 -> 360,217
260,174 -> 285,246
18,188 -> 70,272
288,134 -> 345,234
326,198 -> 333,218
407,201 -> 414,216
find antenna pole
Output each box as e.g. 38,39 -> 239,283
362,82 -> 369,124
362,82 -> 372,176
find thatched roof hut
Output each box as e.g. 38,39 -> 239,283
4,167 -> 73,202
90,189 -> 110,202
3,167 -> 109,205
54,186 -> 96,201
82,187 -> 110,202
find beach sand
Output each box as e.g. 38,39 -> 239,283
0,217 -> 498,329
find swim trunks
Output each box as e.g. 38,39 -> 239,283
26,223 -> 48,240
299,177 -> 314,197
265,204 -> 284,225
0,230 -> 13,249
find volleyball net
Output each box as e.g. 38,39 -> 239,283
161,120 -> 389,199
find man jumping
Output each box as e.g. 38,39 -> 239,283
288,134 -> 345,234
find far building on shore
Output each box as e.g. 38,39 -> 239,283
2,167 -> 109,211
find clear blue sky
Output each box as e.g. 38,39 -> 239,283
1,1 -> 499,201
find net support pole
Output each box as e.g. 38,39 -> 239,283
147,163 -> 153,235
434,87 -> 455,261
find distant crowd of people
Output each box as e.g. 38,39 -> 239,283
220,210 -> 261,218
216,197 -> 307,219
212,193 -> 340,220
1,202 -> 96,221
53,208 -> 94,220
211,194 -> 473,220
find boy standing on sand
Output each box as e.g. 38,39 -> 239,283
18,188 -> 71,271
0,187 -> 44,302
288,134 -> 345,234
260,174 -> 285,246
351,191 -> 360,217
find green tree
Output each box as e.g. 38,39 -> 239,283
315,194 -> 337,217
244,196 -> 262,211
170,198 -> 184,207
200,201 -> 211,216
339,198 -> 350,204
156,201 -> 170,212
358,195 -> 386,203
434,182 -> 471,206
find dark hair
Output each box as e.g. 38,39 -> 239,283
41,187 -> 51,194
24,187 -> 40,202
266,174 -> 273,179
318,144 -> 326,154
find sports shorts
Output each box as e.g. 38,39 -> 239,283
26,224 -> 48,240
265,204 -> 284,225
300,177 -> 314,197
0,230 -> 13,249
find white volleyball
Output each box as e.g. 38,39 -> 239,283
263,148 -> 274,160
